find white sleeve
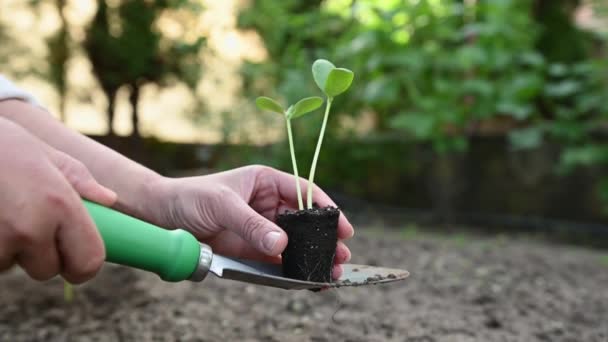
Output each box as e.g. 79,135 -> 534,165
0,75 -> 40,106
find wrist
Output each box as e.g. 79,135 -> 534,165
112,171 -> 170,225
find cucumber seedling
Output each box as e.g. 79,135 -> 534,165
255,59 -> 354,283
255,96 -> 324,210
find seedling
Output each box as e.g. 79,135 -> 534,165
255,59 -> 354,283
255,96 -> 324,210
307,59 -> 354,208
64,281 -> 73,302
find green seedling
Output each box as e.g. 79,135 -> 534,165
307,59 -> 354,209
256,96 -> 324,210
600,255 -> 608,267
64,281 -> 73,302
401,224 -> 420,240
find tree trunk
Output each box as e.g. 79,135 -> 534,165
106,88 -> 117,136
58,94 -> 66,123
129,84 -> 141,137
53,0 -> 68,122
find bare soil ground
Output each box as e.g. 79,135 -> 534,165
1,228 -> 607,342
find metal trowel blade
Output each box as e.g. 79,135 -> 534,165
209,254 -> 409,290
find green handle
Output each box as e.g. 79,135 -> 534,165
83,200 -> 201,282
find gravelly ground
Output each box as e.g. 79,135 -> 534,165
1,228 -> 607,342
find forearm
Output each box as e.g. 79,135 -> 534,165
0,99 -> 165,220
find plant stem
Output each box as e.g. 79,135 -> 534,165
307,97 -> 333,209
64,281 -> 73,302
286,118 -> 304,210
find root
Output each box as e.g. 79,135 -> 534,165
330,289 -> 345,323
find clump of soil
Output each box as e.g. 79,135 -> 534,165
276,206 -> 339,282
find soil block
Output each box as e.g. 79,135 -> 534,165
276,206 -> 339,283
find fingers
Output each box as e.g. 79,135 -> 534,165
49,150 -> 117,206
329,242 -> 350,281
334,241 -> 351,264
2,184 -> 105,283
216,189 -> 287,256
11,196 -> 61,280
48,151 -> 110,282
16,241 -> 61,281
52,186 -> 106,284
0,224 -> 20,272
203,231 -> 282,264
332,264 -> 343,280
48,152 -> 111,282
337,214 -> 354,240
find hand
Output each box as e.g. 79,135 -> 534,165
148,165 -> 354,279
0,117 -> 116,283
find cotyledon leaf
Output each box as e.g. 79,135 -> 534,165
256,96 -> 284,114
312,59 -> 335,95
324,68 -> 354,97
289,96 -> 324,119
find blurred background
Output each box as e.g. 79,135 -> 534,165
2,0 -> 608,240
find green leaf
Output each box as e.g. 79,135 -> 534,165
389,111 -> 436,139
312,59 -> 354,97
508,127 -> 543,150
545,80 -> 582,98
312,59 -> 335,94
497,102 -> 533,120
255,96 -> 284,114
325,68 -> 354,97
289,96 -> 324,119
560,145 -> 608,171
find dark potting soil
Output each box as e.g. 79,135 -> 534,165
276,206 -> 339,282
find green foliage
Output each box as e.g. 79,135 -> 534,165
239,0 -> 608,210
239,0 -> 548,154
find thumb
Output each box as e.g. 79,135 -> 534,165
218,192 -> 287,256
49,150 -> 117,206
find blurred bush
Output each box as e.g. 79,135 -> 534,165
22,0 -> 206,136
237,0 -> 608,216
83,0 -> 206,137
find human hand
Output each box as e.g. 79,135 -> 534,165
147,165 -> 354,279
0,117 -> 116,283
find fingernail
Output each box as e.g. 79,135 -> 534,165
262,231 -> 281,252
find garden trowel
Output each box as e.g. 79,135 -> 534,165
83,200 -> 409,290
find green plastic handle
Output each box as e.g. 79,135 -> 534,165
83,200 -> 201,282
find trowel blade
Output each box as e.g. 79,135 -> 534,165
209,254 -> 408,290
